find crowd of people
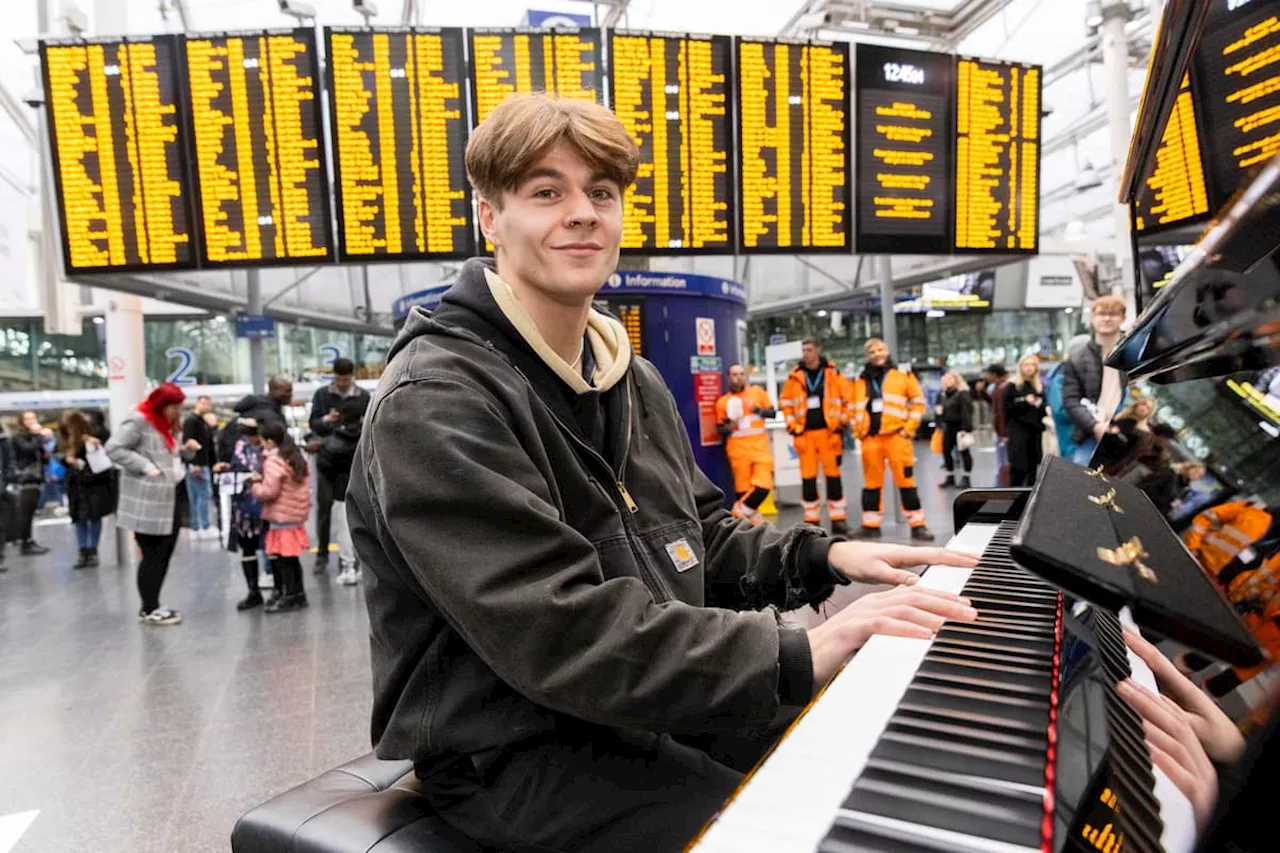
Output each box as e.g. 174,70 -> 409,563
0,358 -> 371,626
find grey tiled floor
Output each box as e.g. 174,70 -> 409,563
0,442 -> 994,853
0,519 -> 373,853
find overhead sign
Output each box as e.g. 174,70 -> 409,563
392,284 -> 451,321
603,270 -> 746,304
521,10 -> 593,27
1025,256 -> 1085,309
234,314 -> 276,339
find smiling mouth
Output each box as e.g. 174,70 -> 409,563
554,243 -> 603,253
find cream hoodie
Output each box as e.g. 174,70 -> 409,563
484,267 -> 632,394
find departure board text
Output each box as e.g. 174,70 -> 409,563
595,296 -> 645,356
610,31 -> 735,254
41,35 -> 195,272
1194,0 -> 1280,208
953,56 -> 1041,253
185,28 -> 332,265
736,37 -> 850,252
326,27 -> 473,260
469,28 -> 603,125
1134,74 -> 1209,233
855,44 -> 953,254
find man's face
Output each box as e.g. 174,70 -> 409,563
728,365 -> 746,392
271,382 -> 293,403
478,142 -> 624,304
866,341 -> 889,367
334,373 -> 354,393
1092,305 -> 1124,337
196,397 -> 212,415
801,342 -> 821,368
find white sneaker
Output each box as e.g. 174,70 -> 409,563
335,568 -> 360,586
139,608 -> 182,626
258,572 -> 275,589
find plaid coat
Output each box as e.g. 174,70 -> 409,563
105,415 -> 193,535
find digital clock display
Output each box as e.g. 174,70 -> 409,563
884,62 -> 925,85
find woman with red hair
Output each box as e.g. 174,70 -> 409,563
106,383 -> 203,625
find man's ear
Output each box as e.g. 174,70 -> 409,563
477,196 -> 500,248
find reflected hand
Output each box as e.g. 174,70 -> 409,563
1122,625 -> 1245,763
827,542 -> 979,587
1117,677 -> 1218,830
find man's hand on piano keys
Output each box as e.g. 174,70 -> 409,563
826,542 -> 980,587
807,587 -> 979,687
1121,624 -> 1246,764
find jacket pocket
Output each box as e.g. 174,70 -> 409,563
635,520 -> 707,606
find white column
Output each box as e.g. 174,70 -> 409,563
1101,2 -> 1137,312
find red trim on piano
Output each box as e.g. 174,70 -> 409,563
1042,591 -> 1064,852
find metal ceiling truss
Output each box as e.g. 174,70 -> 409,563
781,0 -> 1012,48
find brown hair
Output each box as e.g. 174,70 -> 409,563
59,409 -> 93,451
1091,294 -> 1126,317
464,93 -> 640,206
802,337 -> 821,349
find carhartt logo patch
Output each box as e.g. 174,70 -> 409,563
665,539 -> 699,572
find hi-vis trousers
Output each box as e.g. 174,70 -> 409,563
793,428 -> 846,524
860,433 -> 926,529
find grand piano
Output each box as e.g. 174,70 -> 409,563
688,2 -> 1280,851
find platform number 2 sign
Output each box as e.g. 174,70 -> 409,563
166,347 -> 196,386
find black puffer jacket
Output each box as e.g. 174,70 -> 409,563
347,259 -> 838,764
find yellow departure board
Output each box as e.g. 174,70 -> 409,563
1134,74 -> 1209,233
609,31 -> 735,254
326,27 -> 474,261
854,43 -> 953,254
1193,0 -> 1280,208
468,28 -> 603,125
594,296 -> 645,356
184,28 -> 333,266
954,56 -> 1042,254
40,35 -> 195,272
736,37 -> 850,253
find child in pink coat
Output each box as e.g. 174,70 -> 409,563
250,421 -> 312,613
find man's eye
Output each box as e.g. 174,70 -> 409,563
590,188 -> 615,200
533,188 -> 557,199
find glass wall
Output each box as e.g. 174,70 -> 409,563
747,308 -> 1083,375
0,316 -> 394,391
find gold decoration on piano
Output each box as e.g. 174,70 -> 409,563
1088,487 -> 1125,513
1085,466 -> 1109,482
1097,536 -> 1158,583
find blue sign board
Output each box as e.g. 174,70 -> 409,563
602,271 -> 747,305
392,285 -> 451,322
521,9 -> 593,27
235,314 -> 276,340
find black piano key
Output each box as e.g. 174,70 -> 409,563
844,769 -> 1042,848
928,642 -> 1055,670
938,623 -> 1056,650
890,713 -> 1048,752
964,596 -> 1059,616
895,699 -> 1047,734
901,683 -> 1050,729
930,635 -> 1055,662
819,816 -> 956,853
914,666 -> 1049,699
874,730 -> 1047,787
920,654 -> 1053,692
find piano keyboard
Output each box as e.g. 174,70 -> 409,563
689,521 -> 1197,853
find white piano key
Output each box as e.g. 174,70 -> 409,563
689,522 -> 1000,853
1118,608 -> 1198,853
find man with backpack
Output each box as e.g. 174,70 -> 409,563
307,359 -> 369,574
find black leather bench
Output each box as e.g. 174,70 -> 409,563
231,753 -> 484,853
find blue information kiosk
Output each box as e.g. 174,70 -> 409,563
392,271 -> 749,504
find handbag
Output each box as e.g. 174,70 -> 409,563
957,430 -> 976,451
929,429 -> 943,455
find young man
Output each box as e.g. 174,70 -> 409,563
346,94 -> 977,852
715,364 -> 776,525
181,395 -> 217,539
779,338 -> 851,533
1062,294 -> 1129,466
307,358 -> 370,573
849,338 -> 935,541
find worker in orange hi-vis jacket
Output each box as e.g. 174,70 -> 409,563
848,338 -> 935,542
1184,499 -> 1274,579
779,338 -> 851,535
715,364 -> 776,526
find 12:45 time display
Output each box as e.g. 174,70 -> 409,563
883,62 -> 925,84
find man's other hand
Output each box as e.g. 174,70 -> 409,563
828,541 -> 979,587
808,587 -> 977,686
